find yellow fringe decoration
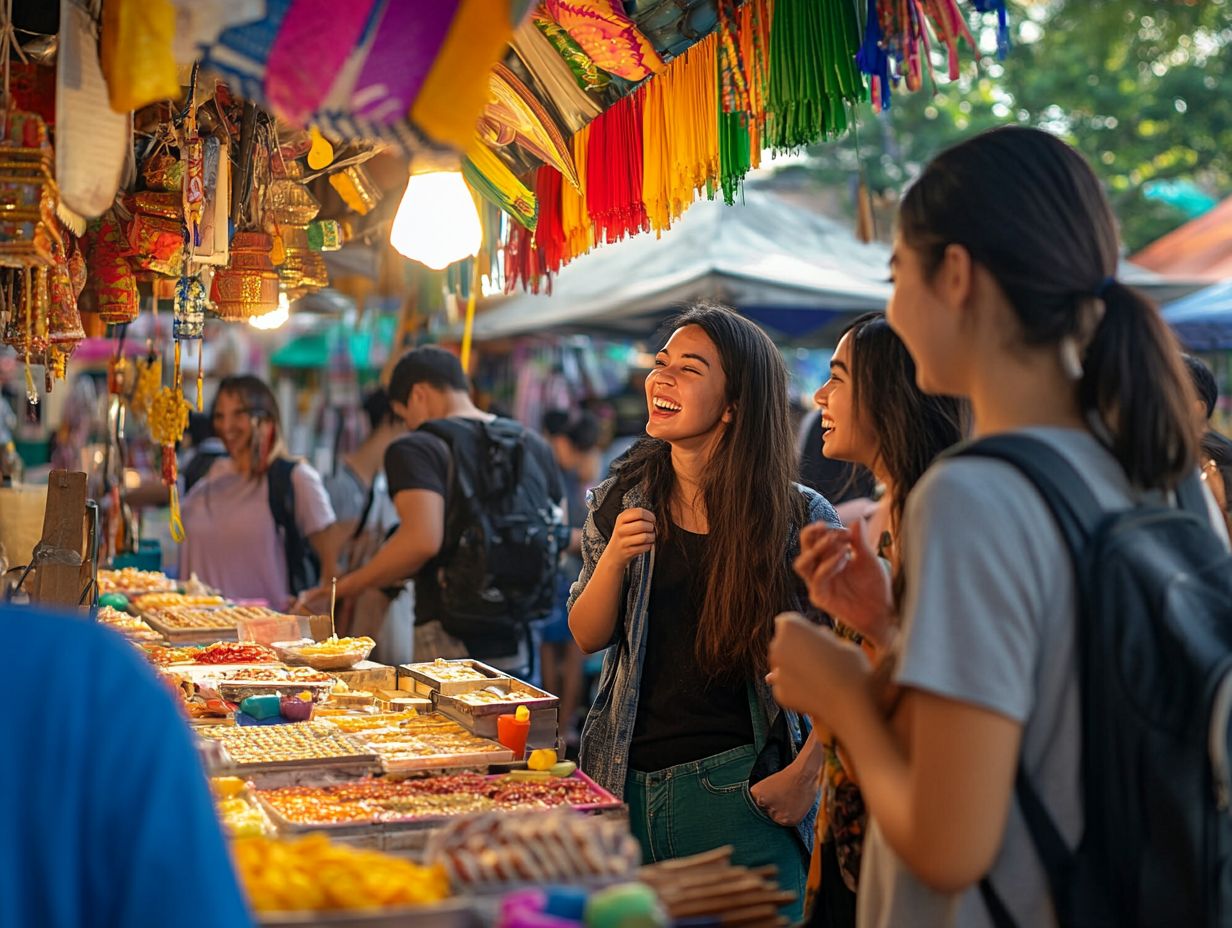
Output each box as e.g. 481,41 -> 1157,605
641,32 -> 720,236
169,484 -> 186,543
561,124 -> 594,262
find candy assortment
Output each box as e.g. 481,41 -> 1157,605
354,714 -> 512,768
198,722 -> 374,767
454,688 -> 543,707
274,635 -> 375,671
191,642 -> 278,665
288,636 -> 374,658
98,568 -> 176,594
409,659 -> 494,684
232,834 -> 450,913
224,666 -> 333,683
146,607 -> 239,630
96,605 -> 160,640
144,644 -> 204,665
255,772 -> 613,827
313,710 -> 422,734
132,592 -> 225,611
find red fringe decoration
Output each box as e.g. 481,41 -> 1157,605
536,166 -> 567,274
586,89 -> 648,244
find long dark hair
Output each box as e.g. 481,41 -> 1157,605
213,374 -> 286,476
843,312 -> 968,537
622,302 -> 802,680
899,126 -> 1197,489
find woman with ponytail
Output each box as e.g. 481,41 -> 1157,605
180,375 -> 338,608
568,303 -> 840,920
767,127 -> 1227,928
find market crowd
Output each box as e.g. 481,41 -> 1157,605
13,126 -> 1232,928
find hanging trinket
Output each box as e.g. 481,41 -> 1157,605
173,272 -> 207,411
209,231 -> 280,320
173,275 -> 206,339
149,340 -> 191,541
306,219 -> 342,252
181,65 -> 205,249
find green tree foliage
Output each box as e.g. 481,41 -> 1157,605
800,0 -> 1232,251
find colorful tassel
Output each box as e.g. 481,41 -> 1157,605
642,33 -> 720,234
560,126 -> 594,263
857,0 -> 891,111
586,91 -> 648,244
765,0 -> 866,151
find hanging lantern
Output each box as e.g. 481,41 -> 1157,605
0,109 -> 59,270
209,231 -> 279,320
85,212 -> 139,325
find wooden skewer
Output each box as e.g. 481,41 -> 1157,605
329,576 -> 337,640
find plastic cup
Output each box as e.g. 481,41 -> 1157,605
497,713 -> 531,760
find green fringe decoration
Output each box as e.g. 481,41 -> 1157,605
766,0 -> 867,152
719,107 -> 752,206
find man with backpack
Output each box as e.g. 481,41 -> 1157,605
299,347 -> 567,679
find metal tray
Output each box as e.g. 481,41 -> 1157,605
398,660 -> 508,697
434,680 -> 559,719
218,754 -> 381,777
255,770 -> 622,837
215,675 -> 332,700
258,898 -> 481,928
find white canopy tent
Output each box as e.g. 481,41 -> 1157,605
471,186 -> 894,342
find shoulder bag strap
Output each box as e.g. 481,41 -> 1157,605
951,435 -> 1101,928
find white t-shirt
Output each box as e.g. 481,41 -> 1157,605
858,428 -> 1228,928
178,457 -> 335,608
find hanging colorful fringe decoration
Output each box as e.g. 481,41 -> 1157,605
867,0 -> 978,97
718,0 -> 772,205
642,33 -> 720,234
766,0 -> 865,151
560,126 -> 593,264
586,90 -> 648,244
970,0 -> 1010,59
857,0 -> 892,111
535,167 -> 567,275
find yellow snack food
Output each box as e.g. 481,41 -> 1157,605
527,748 -> 558,771
232,834 -> 450,912
515,705 -> 530,722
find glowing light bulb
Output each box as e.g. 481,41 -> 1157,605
389,171 -> 482,270
250,291 -> 291,330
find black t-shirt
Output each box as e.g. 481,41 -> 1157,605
591,484 -> 754,772
383,417 -> 564,654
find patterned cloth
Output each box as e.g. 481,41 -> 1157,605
543,0 -> 664,80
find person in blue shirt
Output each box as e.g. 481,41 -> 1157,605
0,606 -> 253,928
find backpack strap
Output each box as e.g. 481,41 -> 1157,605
952,436 -> 1104,928
266,457 -> 313,595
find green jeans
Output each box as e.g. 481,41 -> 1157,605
625,743 -> 808,922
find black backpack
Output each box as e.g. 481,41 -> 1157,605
267,457 -> 320,597
958,435 -> 1232,928
419,418 -> 566,652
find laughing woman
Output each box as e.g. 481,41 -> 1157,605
568,303 -> 840,919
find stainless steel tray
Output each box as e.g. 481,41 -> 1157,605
433,681 -> 559,719
398,660 -> 508,697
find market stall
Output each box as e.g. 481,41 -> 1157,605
0,0 -> 1012,924
96,565 -> 771,927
